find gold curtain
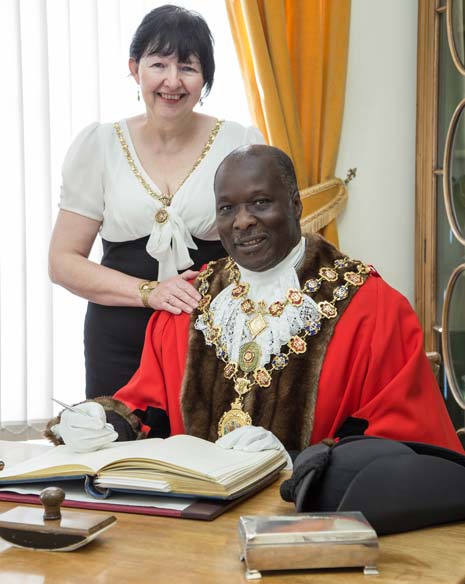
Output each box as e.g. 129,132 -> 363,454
226,0 -> 351,245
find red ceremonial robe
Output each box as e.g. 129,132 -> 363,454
114,273 -> 463,454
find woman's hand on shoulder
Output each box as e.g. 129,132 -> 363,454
149,270 -> 200,314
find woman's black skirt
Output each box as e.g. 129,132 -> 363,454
84,235 -> 225,398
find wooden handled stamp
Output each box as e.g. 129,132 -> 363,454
0,486 -> 117,551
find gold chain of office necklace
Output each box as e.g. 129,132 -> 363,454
114,120 -> 224,225
195,256 -> 372,437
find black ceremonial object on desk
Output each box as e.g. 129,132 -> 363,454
0,486 -> 116,551
281,436 -> 465,535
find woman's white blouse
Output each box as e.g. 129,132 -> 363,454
59,120 -> 264,280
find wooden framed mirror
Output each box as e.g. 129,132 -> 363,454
443,97 -> 465,245
447,0 -> 465,76
442,263 -> 465,409
417,0 -> 465,428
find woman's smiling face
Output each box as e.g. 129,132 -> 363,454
130,52 -> 204,120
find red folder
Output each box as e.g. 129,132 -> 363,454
0,469 -> 281,521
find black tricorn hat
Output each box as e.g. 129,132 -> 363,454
280,436 -> 465,535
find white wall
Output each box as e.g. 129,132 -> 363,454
336,0 -> 418,305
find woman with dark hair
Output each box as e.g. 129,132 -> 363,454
49,5 -> 263,399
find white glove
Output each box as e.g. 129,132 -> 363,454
216,425 -> 293,469
51,402 -> 118,453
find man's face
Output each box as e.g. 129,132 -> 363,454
215,154 -> 302,271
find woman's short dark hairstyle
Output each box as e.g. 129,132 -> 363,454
130,5 -> 215,96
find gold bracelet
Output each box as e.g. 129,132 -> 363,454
139,280 -> 159,308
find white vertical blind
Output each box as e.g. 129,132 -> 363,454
23,0 -> 54,433
0,0 -> 251,439
1,0 -> 29,436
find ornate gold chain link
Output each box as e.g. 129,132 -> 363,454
114,120 -> 224,223
195,257 -> 372,437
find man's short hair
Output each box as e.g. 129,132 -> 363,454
214,145 -> 299,199
268,147 -> 299,199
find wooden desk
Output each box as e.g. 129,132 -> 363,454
0,478 -> 464,584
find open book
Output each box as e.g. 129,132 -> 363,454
0,435 -> 286,500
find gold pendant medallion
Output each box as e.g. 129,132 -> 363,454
217,400 -> 252,437
239,342 -> 261,373
155,208 -> 169,224
247,313 -> 268,338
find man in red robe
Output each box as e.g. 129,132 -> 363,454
47,145 -> 463,455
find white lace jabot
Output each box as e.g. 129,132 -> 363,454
195,237 -> 320,367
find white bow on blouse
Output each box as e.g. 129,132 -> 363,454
146,205 -> 198,280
